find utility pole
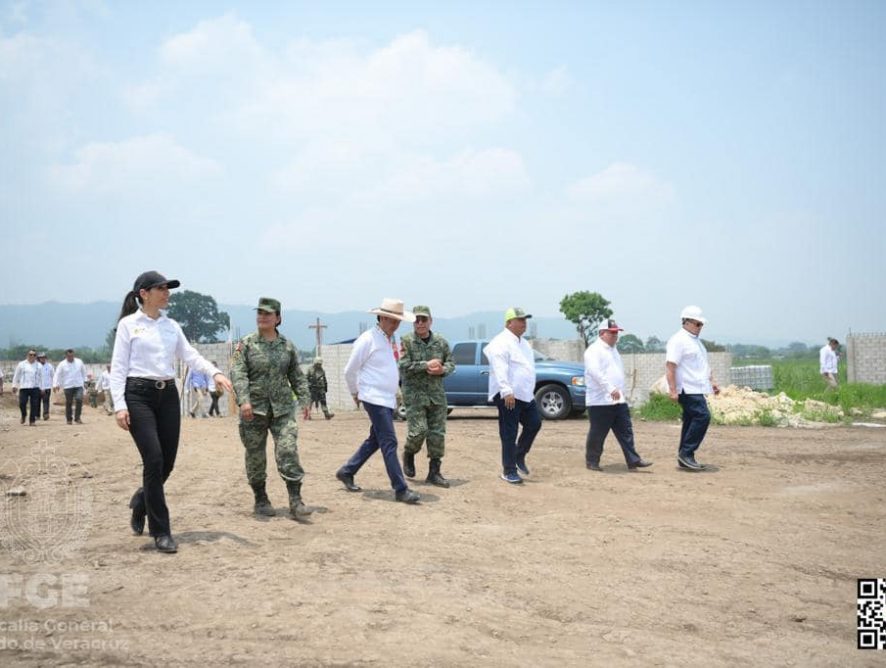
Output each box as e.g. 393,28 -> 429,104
308,317 -> 327,357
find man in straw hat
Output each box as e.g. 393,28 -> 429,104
666,305 -> 720,471
483,307 -> 542,485
335,298 -> 421,504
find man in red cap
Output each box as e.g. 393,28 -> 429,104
583,319 -> 652,471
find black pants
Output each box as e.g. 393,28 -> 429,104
64,387 -> 84,422
585,403 -> 642,467
41,388 -> 52,418
19,388 -> 41,423
208,391 -> 221,416
125,378 -> 181,537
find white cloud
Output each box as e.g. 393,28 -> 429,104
568,162 -> 675,207
539,65 -> 573,95
49,133 -> 221,194
129,22 -> 515,145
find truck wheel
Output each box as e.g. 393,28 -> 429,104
535,384 -> 572,420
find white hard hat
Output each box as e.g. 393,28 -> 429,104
680,305 -> 707,324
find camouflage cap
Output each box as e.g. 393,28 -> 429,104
504,307 -> 532,323
313,357 -> 323,365
255,297 -> 281,313
412,305 -> 432,318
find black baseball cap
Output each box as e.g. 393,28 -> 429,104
133,271 -> 180,293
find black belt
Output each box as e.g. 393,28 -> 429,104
126,377 -> 175,390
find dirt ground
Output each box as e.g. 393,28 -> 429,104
1,394 -> 885,667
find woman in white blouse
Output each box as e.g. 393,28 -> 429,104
110,271 -> 232,554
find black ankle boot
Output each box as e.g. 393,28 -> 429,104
286,480 -> 313,521
426,458 -> 450,488
403,450 -> 416,478
250,481 -> 276,517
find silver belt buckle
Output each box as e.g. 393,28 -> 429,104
154,380 -> 167,390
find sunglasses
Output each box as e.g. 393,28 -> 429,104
415,316 -> 430,323
688,320 -> 704,327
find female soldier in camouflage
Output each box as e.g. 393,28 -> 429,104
231,297 -> 313,521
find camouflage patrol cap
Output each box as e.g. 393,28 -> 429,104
504,307 -> 532,323
412,305 -> 432,318
255,297 -> 281,313
313,357 -> 323,366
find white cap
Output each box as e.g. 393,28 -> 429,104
680,305 -> 707,324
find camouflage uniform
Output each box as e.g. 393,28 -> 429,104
85,377 -> 98,408
306,360 -> 333,419
399,329 -> 454,459
231,330 -> 309,486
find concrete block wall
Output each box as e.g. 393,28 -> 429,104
846,333 -> 886,384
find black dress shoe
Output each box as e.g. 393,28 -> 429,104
129,490 -> 146,535
395,488 -> 421,504
677,455 -> 704,471
586,463 -> 602,471
154,535 -> 178,553
336,469 -> 361,492
628,459 -> 653,470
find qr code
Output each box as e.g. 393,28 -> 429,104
858,579 -> 886,649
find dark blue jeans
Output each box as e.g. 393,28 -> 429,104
585,403 -> 642,467
677,392 -> 710,458
494,395 -> 542,475
64,387 -> 84,422
340,402 -> 407,493
126,379 -> 181,537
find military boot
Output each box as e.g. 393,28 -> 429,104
286,480 -> 314,521
403,450 -> 416,478
426,458 -> 450,488
250,481 -> 276,517
323,407 -> 335,420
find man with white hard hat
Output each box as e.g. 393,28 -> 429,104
665,306 -> 720,471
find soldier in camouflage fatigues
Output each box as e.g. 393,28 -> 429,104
304,358 -> 334,420
399,305 -> 455,487
231,297 -> 313,521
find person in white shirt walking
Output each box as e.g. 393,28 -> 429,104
484,307 -> 542,484
36,352 -> 54,420
819,338 -> 840,389
584,320 -> 652,472
666,305 -> 720,471
12,349 -> 42,425
335,298 -> 421,504
98,364 -> 113,415
110,270 -> 233,554
53,349 -> 88,425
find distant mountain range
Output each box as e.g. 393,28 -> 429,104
0,301 -> 581,352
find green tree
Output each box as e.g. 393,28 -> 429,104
616,333 -> 645,353
559,291 -> 612,346
167,290 -> 230,343
645,335 -> 665,352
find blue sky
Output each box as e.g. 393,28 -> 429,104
1,1 -> 884,344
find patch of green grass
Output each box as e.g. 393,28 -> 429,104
636,393 -> 682,421
757,409 -> 778,427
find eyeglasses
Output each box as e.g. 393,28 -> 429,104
688,320 -> 704,327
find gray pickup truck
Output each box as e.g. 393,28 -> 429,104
441,339 -> 586,420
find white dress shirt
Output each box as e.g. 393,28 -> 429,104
39,362 -> 55,390
819,345 -> 838,374
12,360 -> 41,389
483,328 -> 537,402
666,328 -> 713,394
584,337 -> 627,406
110,309 -> 221,411
53,358 -> 87,389
98,370 -> 111,390
344,325 -> 399,409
